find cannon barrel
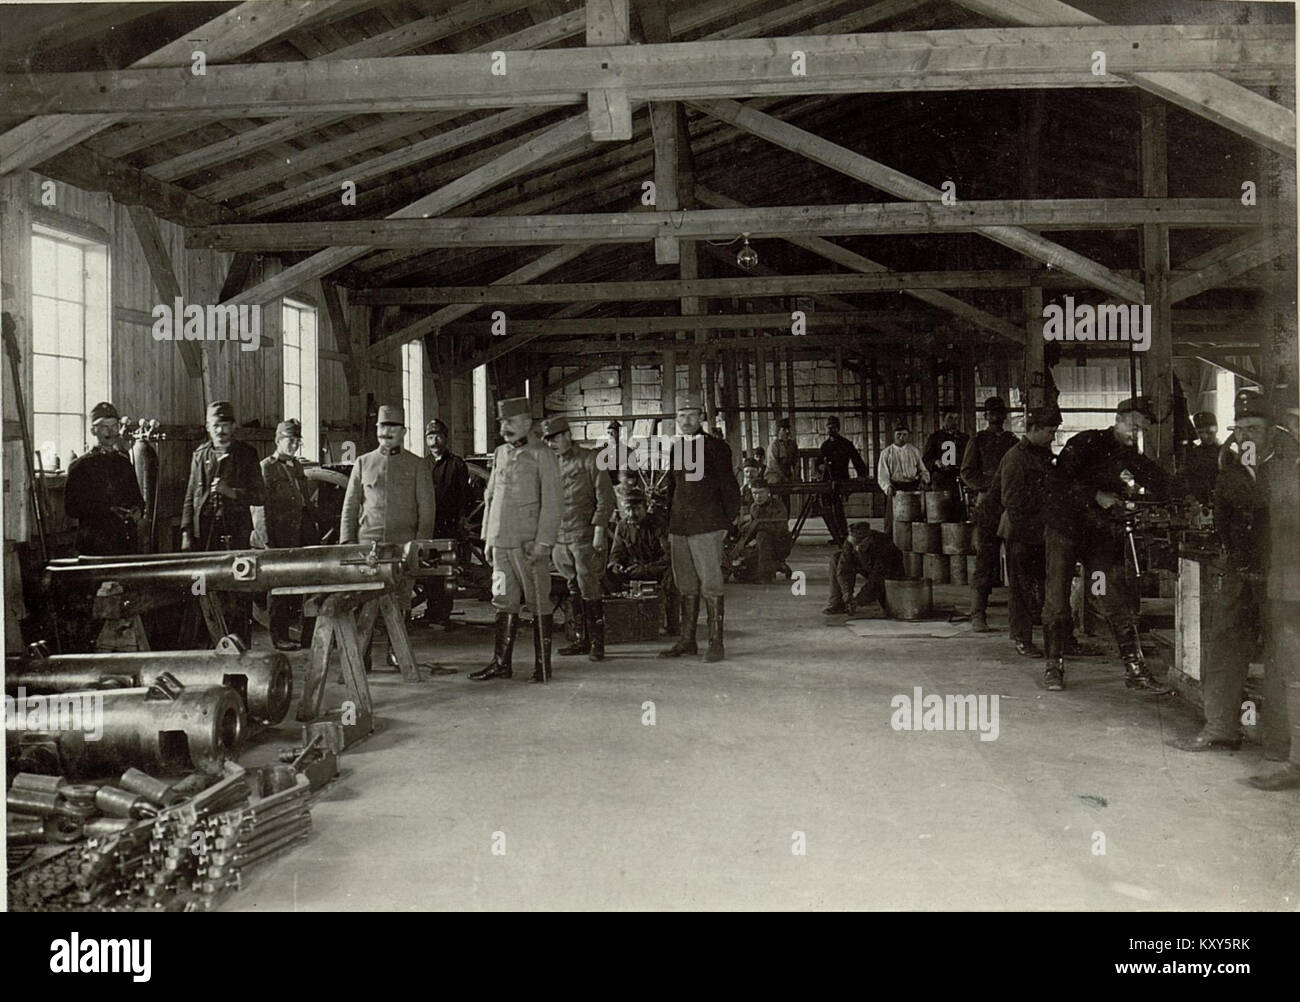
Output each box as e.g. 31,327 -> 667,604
6,648 -> 293,725
5,685 -> 245,778
46,540 -> 453,593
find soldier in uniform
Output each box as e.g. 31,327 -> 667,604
542,415 -> 616,662
419,417 -> 470,629
253,419 -> 320,651
819,415 -> 869,546
470,397 -> 562,683
1040,397 -> 1173,693
1183,410 -> 1221,507
1171,391 -> 1299,774
180,401 -> 265,646
766,418 -> 800,513
998,406 -> 1061,658
959,397 -> 1018,633
659,392 -> 742,662
340,405 -> 437,669
726,477 -> 792,583
877,421 -> 929,539
922,412 -> 970,494
822,522 -> 903,616
65,401 -> 145,557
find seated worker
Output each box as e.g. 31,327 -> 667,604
604,486 -> 679,635
726,478 -> 793,583
823,521 -> 904,616
738,455 -> 762,505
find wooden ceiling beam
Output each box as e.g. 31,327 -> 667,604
1167,232 -> 1292,304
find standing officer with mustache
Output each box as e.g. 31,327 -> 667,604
65,401 -> 145,556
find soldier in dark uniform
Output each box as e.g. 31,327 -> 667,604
253,419 -> 320,651
1170,391 -> 1300,773
1040,397 -> 1173,693
822,522 -> 903,616
999,406 -> 1061,658
64,401 -> 144,556
959,396 -> 1018,633
818,415 -> 869,546
923,412 -> 970,494
605,486 -> 677,633
419,417 -> 469,629
726,478 -> 792,583
1183,410 -> 1221,507
181,400 -> 266,646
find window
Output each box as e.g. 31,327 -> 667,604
401,340 -> 425,456
473,364 -> 488,455
31,224 -> 109,471
282,300 -> 319,461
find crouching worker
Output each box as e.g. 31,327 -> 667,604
726,478 -> 792,583
823,522 -> 903,616
604,487 -> 677,632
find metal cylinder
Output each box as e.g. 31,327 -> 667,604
891,521 -> 912,551
7,815 -> 45,845
119,767 -> 179,807
7,647 -> 293,725
941,522 -> 973,555
924,490 -> 955,523
923,553 -> 950,584
84,817 -> 134,837
910,523 -> 942,553
11,772 -> 63,793
892,491 -> 923,523
95,786 -> 157,819
4,685 -> 245,778
902,552 -> 925,580
885,578 -> 933,621
6,786 -> 60,816
949,554 -> 969,586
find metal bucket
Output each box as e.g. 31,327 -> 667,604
941,522 -> 973,555
949,554 -> 968,585
910,523 -> 942,553
924,490 -> 956,523
923,553 -> 950,584
886,578 -> 933,621
892,521 -> 912,551
902,552 -> 925,579
892,491 -> 923,523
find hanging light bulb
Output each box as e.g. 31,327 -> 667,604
736,233 -> 758,271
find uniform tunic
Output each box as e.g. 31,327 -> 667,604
766,437 -> 800,483
922,429 -> 970,491
64,447 -> 144,556
553,443 -> 616,599
483,437 -> 562,615
181,440 -> 265,549
666,432 -> 741,599
828,528 -> 903,611
255,452 -> 321,647
960,427 -> 1019,524
998,437 -> 1055,644
340,446 -> 435,545
426,451 -> 470,539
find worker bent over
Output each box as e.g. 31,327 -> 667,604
822,522 -> 902,616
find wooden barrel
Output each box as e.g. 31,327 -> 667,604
910,522 -> 942,553
924,489 -> 956,523
892,490 -> 923,523
886,578 -> 933,621
923,553 -> 950,584
903,552 -> 925,580
941,522 -> 973,555
949,554 -> 968,585
892,521 -> 912,551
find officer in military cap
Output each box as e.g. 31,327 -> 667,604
419,416 -> 470,629
181,400 -> 266,645
542,415 -> 616,662
1040,396 -> 1174,693
960,396 -> 1018,632
65,401 -> 145,556
1171,390 -> 1300,784
253,418 -> 321,650
341,405 -> 437,667
470,397 -> 562,683
1177,410 -> 1220,507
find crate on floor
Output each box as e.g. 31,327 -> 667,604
603,594 -> 664,643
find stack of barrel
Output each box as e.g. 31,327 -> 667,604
891,488 -> 974,585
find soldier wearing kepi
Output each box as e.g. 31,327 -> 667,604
419,417 -> 469,629
1040,396 -> 1174,693
181,401 -> 266,646
604,486 -> 674,618
253,419 -> 321,651
65,401 -> 145,556
922,411 -> 970,494
470,397 -> 562,683
340,405 -> 437,668
1183,410 -> 1221,507
541,415 -> 616,662
659,391 -> 742,663
1170,390 -> 1300,771
960,396 -> 1018,632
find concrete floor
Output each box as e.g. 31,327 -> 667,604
234,539 -> 1299,911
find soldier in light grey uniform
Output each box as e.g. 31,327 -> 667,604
340,404 -> 437,669
541,415 -> 616,662
469,397 -> 563,684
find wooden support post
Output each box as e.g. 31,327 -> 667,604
754,344 -> 770,453
586,0 -> 632,142
703,355 -> 716,430
125,205 -> 203,386
662,348 -> 676,436
621,356 -> 634,429
740,344 -> 754,455
960,343 -> 978,438
1023,285 -> 1045,410
720,351 -> 740,456
870,360 -> 882,478
785,349 -> 796,428
1141,92 -> 1174,463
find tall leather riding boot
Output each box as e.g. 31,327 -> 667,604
659,594 -> 700,656
469,612 -> 517,680
703,595 -> 725,662
530,614 -> 554,683
559,597 -> 589,656
587,599 -> 606,662
969,587 -> 990,632
664,592 -> 681,635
